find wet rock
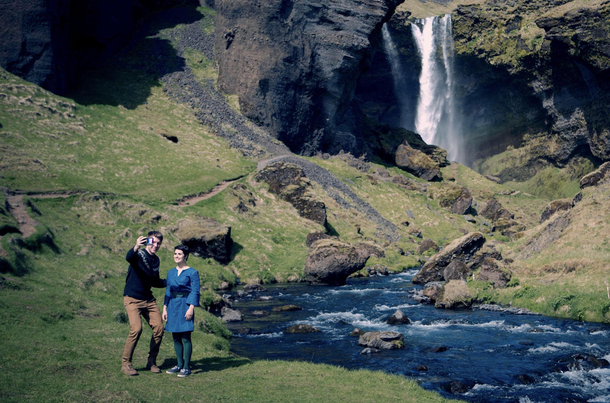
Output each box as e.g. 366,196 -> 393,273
176,217 -> 233,264
386,309 -> 411,325
350,328 -> 366,337
554,353 -> 610,372
431,346 -> 449,353
368,264 -> 389,276
395,142 -> 441,181
358,331 -> 405,350
412,232 -> 486,284
422,283 -> 442,303
360,348 -> 381,354
441,380 -> 474,394
476,258 -> 511,288
416,238 -> 438,254
285,324 -> 320,334
304,239 -> 380,285
256,162 -> 327,226
272,305 -> 302,312
221,307 -> 243,322
416,365 -> 428,371
516,374 -> 536,385
443,260 -> 472,281
244,283 -> 267,292
251,310 -> 270,317
540,199 -> 573,223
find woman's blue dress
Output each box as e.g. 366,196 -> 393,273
164,267 -> 200,333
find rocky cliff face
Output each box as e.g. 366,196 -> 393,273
0,0 -> 203,94
451,0 -> 610,172
214,0 -> 403,156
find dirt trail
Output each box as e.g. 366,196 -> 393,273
5,194 -> 39,238
177,177 -> 243,206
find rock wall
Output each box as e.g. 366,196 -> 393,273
214,0 -> 403,156
0,0 -> 203,94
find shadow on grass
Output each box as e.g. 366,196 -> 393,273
67,6 -> 205,110
160,355 -> 252,374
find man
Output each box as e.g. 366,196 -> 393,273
121,231 -> 166,376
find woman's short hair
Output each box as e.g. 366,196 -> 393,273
174,244 -> 190,260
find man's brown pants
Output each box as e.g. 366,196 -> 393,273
122,296 -> 164,366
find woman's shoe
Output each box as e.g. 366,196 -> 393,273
177,368 -> 191,377
166,365 -> 181,374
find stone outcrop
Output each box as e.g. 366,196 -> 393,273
429,184 -> 473,215
412,232 -> 486,284
175,216 -> 233,264
435,280 -> 474,309
358,331 -> 405,349
303,239 -> 382,285
580,162 -> 610,189
416,238 -> 438,255
395,142 -> 441,181
0,0 -> 201,94
540,199 -> 573,223
215,0 -> 403,156
443,260 -> 472,281
256,162 -> 327,226
476,258 -> 511,288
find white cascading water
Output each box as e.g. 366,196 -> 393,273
381,24 -> 409,127
410,14 -> 461,162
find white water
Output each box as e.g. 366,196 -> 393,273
407,14 -> 462,162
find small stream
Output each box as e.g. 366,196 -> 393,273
226,270 -> 610,402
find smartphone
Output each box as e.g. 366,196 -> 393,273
146,237 -> 153,245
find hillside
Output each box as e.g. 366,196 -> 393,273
1,2 -> 610,402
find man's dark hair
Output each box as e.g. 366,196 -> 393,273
174,244 -> 190,261
148,230 -> 163,242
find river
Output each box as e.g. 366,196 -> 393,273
226,270 -> 610,402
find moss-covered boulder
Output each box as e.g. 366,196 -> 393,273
358,331 -> 405,350
435,280 -> 474,309
412,232 -> 486,284
395,142 -> 441,181
429,183 -> 473,215
175,217 -> 233,264
256,162 -> 327,226
304,239 -> 381,285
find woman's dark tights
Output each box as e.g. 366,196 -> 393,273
172,332 -> 192,369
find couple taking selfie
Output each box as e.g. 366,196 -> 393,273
121,231 -> 201,377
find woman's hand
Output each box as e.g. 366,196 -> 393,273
185,305 -> 194,321
162,306 -> 168,322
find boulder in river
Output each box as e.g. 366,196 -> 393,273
358,331 -> 405,350
285,324 -> 320,334
221,307 -> 243,322
304,239 -> 382,285
386,309 -> 411,325
412,232 -> 486,284
435,280 -> 474,309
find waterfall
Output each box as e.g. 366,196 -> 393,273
381,24 -> 409,128
411,14 -> 461,162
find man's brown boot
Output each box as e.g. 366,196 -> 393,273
146,361 -> 161,373
122,363 -> 139,376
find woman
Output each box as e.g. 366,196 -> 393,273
162,245 -> 201,377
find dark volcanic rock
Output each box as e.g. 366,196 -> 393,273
175,217 -> 233,264
358,331 -> 405,349
0,0 -> 200,94
580,162 -> 610,189
395,142 -> 441,181
214,0 -> 403,155
386,309 -> 411,325
480,198 -> 514,221
304,240 -> 379,285
416,238 -> 438,255
256,162 -> 327,226
443,260 -> 472,281
540,199 -> 573,223
476,258 -> 511,288
412,232 -> 486,284
285,324 -> 320,334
